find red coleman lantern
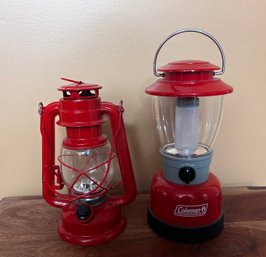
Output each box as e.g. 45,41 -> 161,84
146,29 -> 233,242
39,78 -> 136,245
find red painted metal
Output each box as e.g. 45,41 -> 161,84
57,94 -> 106,149
101,101 -> 137,207
39,79 -> 136,245
145,60 -> 233,97
150,172 -> 222,227
58,201 -> 126,245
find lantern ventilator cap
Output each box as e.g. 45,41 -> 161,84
146,29 -> 233,97
58,77 -> 102,91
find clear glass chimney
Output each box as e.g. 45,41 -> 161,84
60,141 -> 114,196
152,95 -> 223,157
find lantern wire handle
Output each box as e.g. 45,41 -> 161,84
153,28 -> 226,77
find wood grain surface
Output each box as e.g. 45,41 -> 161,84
1,188 -> 266,257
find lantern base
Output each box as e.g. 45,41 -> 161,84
58,201 -> 126,246
147,208 -> 224,243
148,171 -> 223,243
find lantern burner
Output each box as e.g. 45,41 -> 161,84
77,195 -> 106,206
163,143 -> 210,157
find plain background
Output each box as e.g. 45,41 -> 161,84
0,0 -> 266,198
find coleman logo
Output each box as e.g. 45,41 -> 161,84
174,204 -> 208,217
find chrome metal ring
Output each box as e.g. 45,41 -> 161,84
153,28 -> 226,77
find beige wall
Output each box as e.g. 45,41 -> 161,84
1,0 -> 266,198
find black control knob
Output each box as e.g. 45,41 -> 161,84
76,205 -> 92,220
179,167 -> 196,184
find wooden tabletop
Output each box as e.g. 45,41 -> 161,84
0,187 -> 266,257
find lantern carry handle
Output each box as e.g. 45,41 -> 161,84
101,101 -> 137,207
39,101 -> 72,208
153,28 -> 226,77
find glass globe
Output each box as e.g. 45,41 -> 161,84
152,96 -> 223,156
60,142 -> 113,196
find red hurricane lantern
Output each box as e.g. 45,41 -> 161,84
146,29 -> 233,242
39,78 -> 136,245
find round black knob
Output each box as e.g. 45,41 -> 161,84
76,205 -> 92,220
179,167 -> 196,184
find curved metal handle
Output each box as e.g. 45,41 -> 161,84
153,28 -> 226,77
40,102 -> 71,208
101,102 -> 136,206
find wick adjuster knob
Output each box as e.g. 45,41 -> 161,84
179,166 -> 196,184
76,204 -> 92,221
